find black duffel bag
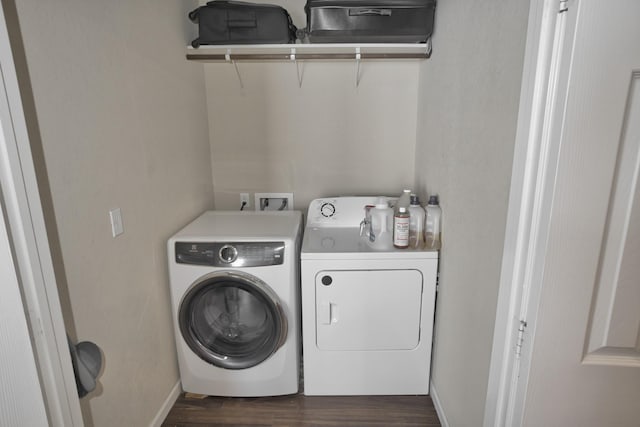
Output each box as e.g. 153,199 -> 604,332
189,0 -> 298,47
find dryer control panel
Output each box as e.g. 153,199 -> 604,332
175,242 -> 284,267
306,196 -> 396,228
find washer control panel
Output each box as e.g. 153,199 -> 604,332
175,242 -> 285,267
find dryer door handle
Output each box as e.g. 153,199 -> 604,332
319,302 -> 338,325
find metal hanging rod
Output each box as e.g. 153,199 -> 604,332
189,43 -> 432,88
185,42 -> 431,62
187,52 -> 430,61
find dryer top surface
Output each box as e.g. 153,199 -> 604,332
171,210 -> 302,241
302,197 -> 437,259
301,226 -> 437,259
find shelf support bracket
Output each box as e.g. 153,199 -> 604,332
226,49 -> 244,89
290,48 -> 304,88
355,47 -> 362,87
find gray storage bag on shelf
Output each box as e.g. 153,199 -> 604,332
189,0 -> 298,47
304,0 -> 436,43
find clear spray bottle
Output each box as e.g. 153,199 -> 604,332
408,194 -> 425,249
424,195 -> 442,250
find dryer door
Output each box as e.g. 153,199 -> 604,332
179,271 -> 288,370
315,269 -> 423,351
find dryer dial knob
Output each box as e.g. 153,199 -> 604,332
219,245 -> 238,264
320,202 -> 336,218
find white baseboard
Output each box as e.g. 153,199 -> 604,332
430,380 -> 449,427
149,380 -> 182,427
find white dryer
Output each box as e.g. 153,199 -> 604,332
167,211 -> 302,396
301,197 -> 438,395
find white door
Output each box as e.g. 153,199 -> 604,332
520,1 -> 640,425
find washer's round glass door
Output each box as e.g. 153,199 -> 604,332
179,271 -> 287,370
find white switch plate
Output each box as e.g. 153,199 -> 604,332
109,208 -> 124,237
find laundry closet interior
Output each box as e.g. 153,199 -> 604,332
4,0 -> 529,425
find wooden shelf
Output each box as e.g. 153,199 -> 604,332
185,42 -> 431,62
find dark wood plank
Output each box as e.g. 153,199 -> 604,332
162,393 -> 441,427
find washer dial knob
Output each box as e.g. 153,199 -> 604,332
320,202 -> 336,218
219,245 -> 238,264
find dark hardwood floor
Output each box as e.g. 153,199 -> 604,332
162,393 -> 441,426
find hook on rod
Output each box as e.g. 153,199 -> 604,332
290,48 -> 304,88
226,49 -> 244,89
355,47 -> 362,87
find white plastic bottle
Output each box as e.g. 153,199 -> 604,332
393,206 -> 410,249
369,198 -> 394,250
424,195 -> 442,250
408,194 -> 425,249
395,189 -> 412,213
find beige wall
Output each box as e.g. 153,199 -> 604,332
414,1 -> 529,426
11,1 -> 213,425
206,60 -> 420,210
204,0 -> 419,210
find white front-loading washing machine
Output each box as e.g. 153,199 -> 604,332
167,210 -> 302,396
301,197 -> 438,395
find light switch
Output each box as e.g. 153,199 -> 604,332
109,208 -> 124,237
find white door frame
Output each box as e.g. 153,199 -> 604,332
484,0 -> 575,425
0,173 -> 49,427
0,3 -> 83,426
